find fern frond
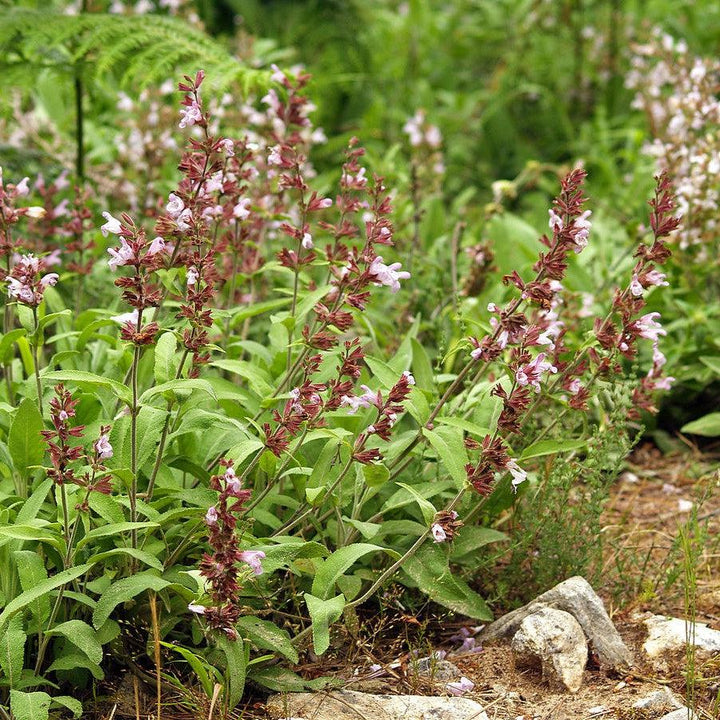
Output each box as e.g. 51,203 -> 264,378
0,8 -> 272,96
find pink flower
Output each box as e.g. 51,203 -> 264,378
224,466 -> 243,495
635,312 -> 666,342
176,208 -> 193,231
147,236 -> 166,256
505,459 -> 527,489
220,138 -> 234,156
111,309 -> 140,326
179,101 -> 202,129
630,275 -> 644,297
644,269 -> 668,288
19,254 -> 40,272
94,433 -> 113,459
239,549 -> 266,576
301,232 -> 314,249
548,208 -> 564,232
233,199 -> 251,220
44,249 -> 62,267
431,524 -> 447,543
15,177 -> 29,197
188,603 -> 206,615
402,370 -> 415,385
572,210 -> 592,252
341,385 -> 379,413
205,506 -> 218,525
100,211 -> 123,237
567,378 -> 582,394
166,193 -> 185,219
446,677 -> 475,696
7,278 -> 35,304
40,273 -> 59,289
268,145 -> 283,166
107,238 -> 135,270
652,376 -> 675,390
368,256 -> 411,293
187,266 -> 199,286
515,352 -> 557,392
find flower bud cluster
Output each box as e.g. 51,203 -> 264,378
0,167 -> 47,273
40,384 -> 114,499
627,33 -> 719,255
195,460 -> 263,639
5,253 -> 58,307
104,212 -> 169,345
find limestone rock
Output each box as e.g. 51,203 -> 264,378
632,686 -> 683,711
644,614 -> 720,657
412,655 -> 462,681
266,689 -> 489,720
658,708 -> 700,720
479,576 -> 632,670
510,607 -> 588,693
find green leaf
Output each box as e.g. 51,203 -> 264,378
405,387 -> 431,426
154,331 -> 178,384
46,652 -> 104,679
16,478 -> 53,523
382,481 -> 455,514
8,398 -> 45,480
43,370 -> 132,405
210,359 -> 273,396
0,616 -> 26,688
682,413 -> 720,437
226,437 -> 264,466
230,298 -> 291,327
700,356 -> 720,376
394,482 -> 437,525
519,439 -> 586,460
139,378 -> 217,403
46,620 -> 103,665
217,635 -> 246,709
364,356 -> 401,389
424,426 -> 469,489
435,416 -> 492,437
0,328 -> 28,362
0,564 -> 93,633
312,544 -> 392,600
343,517 -> 381,540
411,338 -> 435,391
10,690 -> 52,720
92,573 -> 170,629
249,665 -> 308,692
76,521 -> 159,550
0,524 -> 62,552
37,309 -> 71,333
86,548 -> 164,571
253,540 -> 328,574
50,696 -> 83,719
159,642 -> 216,698
403,544 -> 492,620
362,463 -> 390,488
236,616 -> 299,663
13,550 -> 50,627
450,526 -> 508,560
304,593 -> 345,655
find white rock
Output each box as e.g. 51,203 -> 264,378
266,689 -> 489,720
644,614 -> 720,657
480,576 -> 632,670
658,709 -> 700,720
632,686 -> 683,710
510,607 -> 588,693
412,655 -> 462,681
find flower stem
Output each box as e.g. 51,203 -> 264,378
32,306 -> 43,414
130,343 -> 141,553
